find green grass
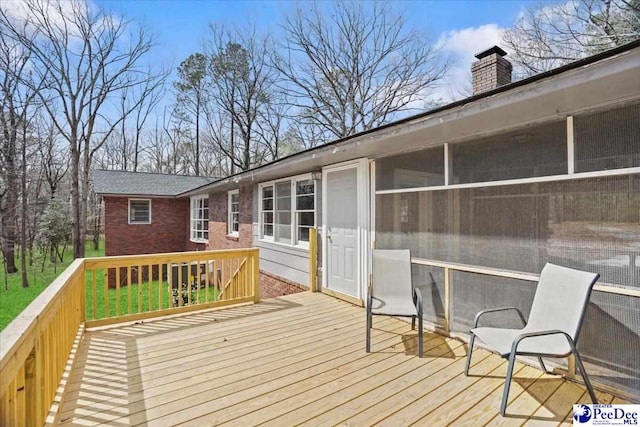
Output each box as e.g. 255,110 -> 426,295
85,272 -> 218,320
0,241 -> 104,331
1,241 -> 222,331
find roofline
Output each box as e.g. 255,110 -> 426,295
97,193 -> 178,199
180,39 -> 640,197
94,169 -> 218,180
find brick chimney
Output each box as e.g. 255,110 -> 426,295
471,46 -> 512,95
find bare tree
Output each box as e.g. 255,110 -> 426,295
1,0 -> 160,258
0,30 -> 42,280
275,0 -> 449,144
204,25 -> 280,173
503,0 -> 640,77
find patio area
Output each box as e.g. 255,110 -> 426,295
55,292 -> 624,426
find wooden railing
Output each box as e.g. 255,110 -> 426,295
84,248 -> 259,328
0,259 -> 85,427
0,248 -> 259,426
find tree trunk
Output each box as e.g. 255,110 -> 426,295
0,197 -> 17,273
70,142 -> 83,259
195,99 -> 200,176
93,197 -> 101,250
20,121 -> 29,287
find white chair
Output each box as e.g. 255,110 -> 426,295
366,249 -> 424,357
464,263 -> 600,416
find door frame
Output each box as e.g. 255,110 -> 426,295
321,158 -> 370,302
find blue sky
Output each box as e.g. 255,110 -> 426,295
97,0 -> 535,101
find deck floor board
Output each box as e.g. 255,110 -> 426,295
55,292 -> 621,426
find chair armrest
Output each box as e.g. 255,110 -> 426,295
511,329 -> 572,355
473,307 -> 526,328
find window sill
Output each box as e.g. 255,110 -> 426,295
226,234 -> 239,242
190,238 -> 208,244
257,239 -> 310,253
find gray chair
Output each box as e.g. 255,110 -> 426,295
366,249 -> 424,357
464,263 -> 599,416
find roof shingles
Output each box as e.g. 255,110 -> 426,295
93,170 -> 215,197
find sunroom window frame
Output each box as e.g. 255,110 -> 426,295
258,173 -> 315,248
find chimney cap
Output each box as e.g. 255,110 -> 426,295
474,45 -> 508,60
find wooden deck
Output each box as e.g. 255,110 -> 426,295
55,292 -> 622,426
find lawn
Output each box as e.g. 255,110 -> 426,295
1,242 -> 221,330
0,241 -> 104,331
85,270 -> 218,320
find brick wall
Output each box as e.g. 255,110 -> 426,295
207,185 -> 254,250
259,270 -> 307,299
104,196 -> 204,256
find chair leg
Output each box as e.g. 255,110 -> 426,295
366,309 -> 372,353
418,313 -> 423,358
538,357 -> 547,373
464,333 -> 476,376
501,351 -> 518,416
573,350 -> 598,404
411,315 -> 416,330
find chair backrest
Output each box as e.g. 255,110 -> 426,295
371,249 -> 413,302
527,263 -> 599,342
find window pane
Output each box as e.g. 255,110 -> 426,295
232,213 -> 239,232
262,198 -> 273,210
231,193 -> 239,204
276,224 -> 291,244
575,102 -> 640,172
130,200 -> 150,223
296,195 -> 314,210
262,186 -> 273,198
276,181 -> 291,197
277,211 -> 291,226
298,226 -> 310,242
451,121 -> 567,184
296,180 -> 314,195
263,212 -> 273,224
276,182 -> 291,210
263,224 -> 273,237
376,146 -> 445,190
298,211 -> 314,227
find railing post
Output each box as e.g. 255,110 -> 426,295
253,249 -> 260,303
444,267 -> 451,336
24,348 -> 36,427
309,228 -> 318,292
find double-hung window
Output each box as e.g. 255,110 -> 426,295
190,196 -> 209,242
259,175 -> 315,247
228,190 -> 239,236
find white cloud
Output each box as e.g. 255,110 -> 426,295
432,24 -> 507,103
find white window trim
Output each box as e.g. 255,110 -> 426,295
227,190 -> 240,237
190,195 -> 209,243
128,198 -> 151,225
258,173 -> 315,249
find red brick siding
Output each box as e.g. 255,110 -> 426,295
104,196 -> 203,256
207,185 -> 254,250
259,270 -> 307,299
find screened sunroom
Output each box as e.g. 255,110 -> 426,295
374,101 -> 640,398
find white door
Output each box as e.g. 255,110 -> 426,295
323,164 -> 360,297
